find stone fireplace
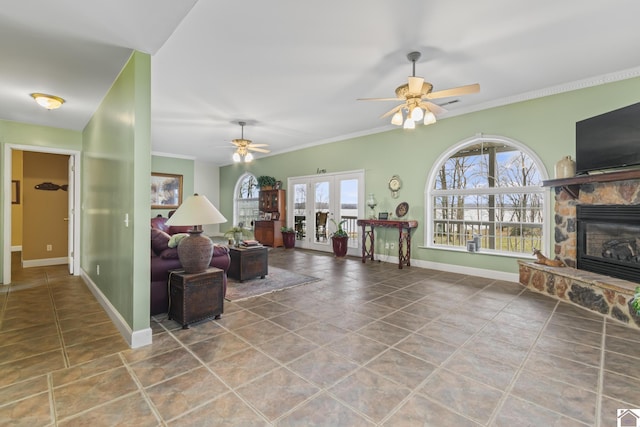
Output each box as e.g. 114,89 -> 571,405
577,204 -> 640,283
518,172 -> 640,329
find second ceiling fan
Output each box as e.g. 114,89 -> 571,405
231,121 -> 270,163
358,51 -> 480,128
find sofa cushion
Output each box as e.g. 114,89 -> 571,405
168,225 -> 192,235
151,228 -> 171,255
151,216 -> 170,233
160,248 -> 180,259
168,233 -> 190,248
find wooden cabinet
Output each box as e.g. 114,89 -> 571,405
255,219 -> 284,247
255,189 -> 286,247
259,189 -> 286,221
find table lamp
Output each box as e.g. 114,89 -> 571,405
165,194 -> 227,274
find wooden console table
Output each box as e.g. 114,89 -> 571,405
357,219 -> 418,269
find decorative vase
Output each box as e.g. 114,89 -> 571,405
331,236 -> 348,257
282,232 -> 296,249
234,232 -> 243,247
555,155 -> 575,179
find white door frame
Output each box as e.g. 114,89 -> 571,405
287,170 -> 364,256
3,144 -> 81,284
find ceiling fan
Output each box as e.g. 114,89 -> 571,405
358,51 -> 480,128
231,121 -> 270,163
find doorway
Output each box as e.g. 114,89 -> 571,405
287,170 -> 364,256
3,144 -> 80,284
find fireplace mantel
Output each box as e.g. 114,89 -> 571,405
543,169 -> 640,199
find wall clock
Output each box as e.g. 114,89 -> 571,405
388,175 -> 402,198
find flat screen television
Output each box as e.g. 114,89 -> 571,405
575,101 -> 640,175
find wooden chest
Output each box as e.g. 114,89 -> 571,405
228,246 -> 268,282
168,267 -> 224,328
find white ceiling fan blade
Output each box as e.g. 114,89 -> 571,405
408,76 -> 424,94
248,147 -> 270,153
420,101 -> 447,115
380,104 -> 403,119
248,143 -> 269,147
357,97 -> 402,101
427,83 -> 480,99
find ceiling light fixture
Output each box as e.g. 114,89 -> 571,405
30,93 -> 65,110
230,121 -> 269,163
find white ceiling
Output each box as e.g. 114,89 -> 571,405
3,0 -> 640,166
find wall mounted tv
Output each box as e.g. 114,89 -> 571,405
575,101 -> 640,175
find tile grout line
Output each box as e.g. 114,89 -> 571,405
158,320 -> 273,425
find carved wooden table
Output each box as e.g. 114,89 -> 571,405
357,219 -> 419,269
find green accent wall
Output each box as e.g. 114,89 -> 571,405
81,51 -> 151,331
220,76 -> 640,276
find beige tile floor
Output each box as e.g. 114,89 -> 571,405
1,249 -> 640,426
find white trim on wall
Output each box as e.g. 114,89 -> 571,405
81,269 -> 152,349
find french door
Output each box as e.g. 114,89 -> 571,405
287,170 -> 364,256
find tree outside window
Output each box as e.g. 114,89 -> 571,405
429,137 -> 546,255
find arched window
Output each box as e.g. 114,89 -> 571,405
233,173 -> 259,229
426,135 -> 549,256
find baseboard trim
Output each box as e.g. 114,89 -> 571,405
11,245 -> 22,252
22,257 -> 67,268
80,269 -> 152,349
379,256 -> 519,283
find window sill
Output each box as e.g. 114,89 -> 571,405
420,244 -> 537,260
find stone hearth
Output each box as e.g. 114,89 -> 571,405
519,260 -> 639,329
519,174 -> 640,329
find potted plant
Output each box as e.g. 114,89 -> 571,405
330,218 -> 349,257
281,226 -> 296,249
257,175 -> 277,190
224,223 -> 252,247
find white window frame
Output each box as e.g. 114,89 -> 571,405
233,172 -> 259,229
424,134 -> 551,257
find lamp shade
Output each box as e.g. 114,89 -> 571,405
165,194 -> 227,227
164,194 -> 227,274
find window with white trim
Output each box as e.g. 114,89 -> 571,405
427,136 -> 547,255
233,173 -> 259,229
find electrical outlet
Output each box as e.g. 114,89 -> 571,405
385,242 -> 390,249
46,244 -> 52,251
97,265 -> 100,275
390,243 -> 395,249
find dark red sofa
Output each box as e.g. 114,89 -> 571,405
150,215 -> 230,316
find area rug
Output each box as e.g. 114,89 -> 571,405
225,267 -> 320,301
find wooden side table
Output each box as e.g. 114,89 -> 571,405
168,267 -> 224,329
227,246 -> 268,282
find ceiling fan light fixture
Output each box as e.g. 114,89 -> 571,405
423,111 -> 437,125
30,93 -> 65,110
244,152 -> 254,162
232,152 -> 241,162
391,111 -> 403,126
410,106 -> 424,122
403,117 -> 415,129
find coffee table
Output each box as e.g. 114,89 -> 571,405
227,246 -> 268,282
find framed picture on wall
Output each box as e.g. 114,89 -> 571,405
11,180 -> 20,204
151,173 -> 183,209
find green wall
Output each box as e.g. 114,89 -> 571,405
0,121 -> 82,281
220,76 -> 640,276
151,155 -> 195,219
81,51 -> 151,331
